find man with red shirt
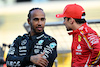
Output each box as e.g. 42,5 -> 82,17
56,4 -> 100,67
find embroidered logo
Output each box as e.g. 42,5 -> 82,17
77,44 -> 81,49
36,40 -> 44,45
78,35 -> 81,42
34,49 -> 40,54
76,44 -> 82,55
21,39 -> 27,45
50,42 -> 56,49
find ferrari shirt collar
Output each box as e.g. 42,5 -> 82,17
68,22 -> 88,35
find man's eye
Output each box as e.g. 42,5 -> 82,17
33,18 -> 39,21
64,17 -> 66,20
41,18 -> 45,21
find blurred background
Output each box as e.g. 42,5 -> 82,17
0,0 -> 100,67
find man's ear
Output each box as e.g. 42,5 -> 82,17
69,18 -> 74,24
27,19 -> 30,24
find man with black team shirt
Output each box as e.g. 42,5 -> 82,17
6,8 -> 57,67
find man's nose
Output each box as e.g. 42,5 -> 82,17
38,20 -> 42,25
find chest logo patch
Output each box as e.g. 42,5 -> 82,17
78,35 -> 81,42
21,39 -> 27,45
77,44 -> 81,49
50,42 -> 56,49
76,44 -> 82,55
37,40 -> 44,45
38,40 -> 44,44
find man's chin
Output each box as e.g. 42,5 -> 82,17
36,31 -> 43,34
67,29 -> 72,31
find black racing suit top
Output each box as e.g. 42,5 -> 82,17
6,31 -> 57,67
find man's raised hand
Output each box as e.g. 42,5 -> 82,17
30,52 -> 49,67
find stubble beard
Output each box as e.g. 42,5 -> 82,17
30,23 -> 42,34
67,28 -> 72,31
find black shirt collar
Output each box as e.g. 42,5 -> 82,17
30,31 -> 45,40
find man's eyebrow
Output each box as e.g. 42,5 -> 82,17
33,18 -> 39,20
33,18 -> 45,19
41,17 -> 45,19
33,18 -> 36,19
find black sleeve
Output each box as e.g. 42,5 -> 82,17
6,36 -> 31,67
43,37 -> 57,67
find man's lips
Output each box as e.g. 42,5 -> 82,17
37,27 -> 42,30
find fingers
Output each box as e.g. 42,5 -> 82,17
40,52 -> 49,63
30,54 -> 49,67
37,56 -> 48,67
40,52 -> 45,56
41,57 -> 49,64
38,59 -> 48,67
40,58 -> 49,66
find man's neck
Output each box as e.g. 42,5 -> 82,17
30,31 -> 35,36
73,23 -> 84,30
30,30 -> 43,36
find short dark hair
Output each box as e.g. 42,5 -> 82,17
67,13 -> 86,24
74,19 -> 86,24
67,18 -> 86,24
27,8 -> 43,20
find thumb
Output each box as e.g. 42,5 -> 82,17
40,52 -> 45,56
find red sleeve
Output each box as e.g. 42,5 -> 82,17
85,34 -> 100,66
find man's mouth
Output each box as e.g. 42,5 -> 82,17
37,27 -> 42,30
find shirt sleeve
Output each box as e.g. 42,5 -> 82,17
43,37 -> 57,67
6,36 -> 31,67
85,34 -> 100,66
